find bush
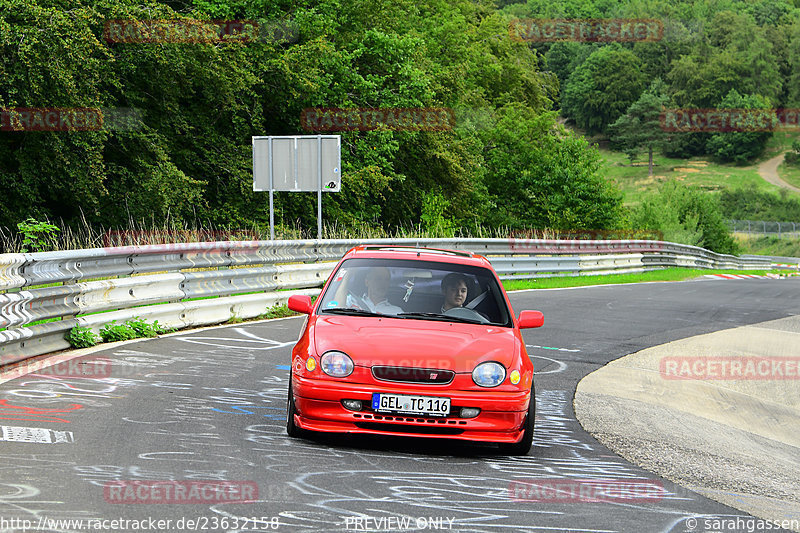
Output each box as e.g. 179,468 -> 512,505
259,303 -> 298,320
17,218 -> 60,252
630,180 -> 739,254
705,90 -> 772,164
785,139 -> 800,165
99,321 -> 138,343
65,325 -> 100,348
720,186 -> 800,221
662,132 -> 710,159
126,317 -> 164,337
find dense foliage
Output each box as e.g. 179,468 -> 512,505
631,180 -> 740,255
5,0 -> 797,254
510,0 -> 800,163
720,186 -> 800,221
0,0 -> 624,236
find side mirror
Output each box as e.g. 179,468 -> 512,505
518,310 -> 544,329
288,295 -> 313,315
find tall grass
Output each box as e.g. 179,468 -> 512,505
0,217 -> 654,253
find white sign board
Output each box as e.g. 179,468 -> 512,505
253,135 -> 341,192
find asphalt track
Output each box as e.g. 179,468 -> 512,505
1,278 -> 799,533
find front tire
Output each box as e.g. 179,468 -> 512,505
499,386 -> 535,455
286,378 -> 306,438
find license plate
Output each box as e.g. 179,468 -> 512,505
371,393 -> 451,417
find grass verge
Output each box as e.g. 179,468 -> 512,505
735,235 -> 800,258
598,147 -> 800,208
502,267 -> 789,291
777,160 -> 800,190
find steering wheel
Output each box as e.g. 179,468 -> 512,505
345,293 -> 372,311
443,306 -> 490,324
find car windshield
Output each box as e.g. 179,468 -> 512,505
318,257 -> 513,327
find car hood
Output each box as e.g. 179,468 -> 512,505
311,315 -> 519,372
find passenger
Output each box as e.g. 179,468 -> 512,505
441,273 -> 469,312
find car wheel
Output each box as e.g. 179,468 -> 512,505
499,386 -> 535,455
286,378 -> 306,438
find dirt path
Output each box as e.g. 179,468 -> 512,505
758,152 -> 800,193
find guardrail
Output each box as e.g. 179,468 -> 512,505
742,253 -> 800,265
0,238 -> 774,366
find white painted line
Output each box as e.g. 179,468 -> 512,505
530,355 -> 569,375
527,344 -> 581,353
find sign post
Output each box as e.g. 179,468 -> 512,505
252,135 -> 341,240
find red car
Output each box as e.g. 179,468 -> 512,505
286,245 -> 544,454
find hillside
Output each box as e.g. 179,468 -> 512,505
598,132 -> 800,208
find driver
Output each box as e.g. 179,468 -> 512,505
347,266 -> 403,314
441,273 -> 469,312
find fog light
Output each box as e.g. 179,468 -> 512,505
342,399 -> 362,411
460,407 -> 480,418
306,357 -> 317,372
509,370 -> 521,384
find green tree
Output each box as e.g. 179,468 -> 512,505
544,42 -> 592,89
608,78 -> 671,176
668,11 -> 781,107
786,19 -> 800,106
706,90 -> 773,164
561,45 -> 647,134
480,105 -> 625,230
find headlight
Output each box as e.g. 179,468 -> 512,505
472,361 -> 506,387
320,351 -> 354,377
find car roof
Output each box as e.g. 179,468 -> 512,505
342,245 -> 492,268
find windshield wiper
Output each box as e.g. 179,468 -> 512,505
397,312 -> 484,324
321,308 -> 396,318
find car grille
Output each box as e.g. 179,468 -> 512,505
354,421 -> 465,435
371,366 -> 455,384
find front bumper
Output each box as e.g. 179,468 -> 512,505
291,373 -> 530,443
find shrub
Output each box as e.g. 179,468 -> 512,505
259,303 -> 298,320
785,139 -> 800,165
706,90 -> 772,164
719,185 -> 800,221
630,180 -> 739,254
65,325 -> 100,348
99,321 -> 138,342
17,218 -> 60,252
126,316 -> 163,337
